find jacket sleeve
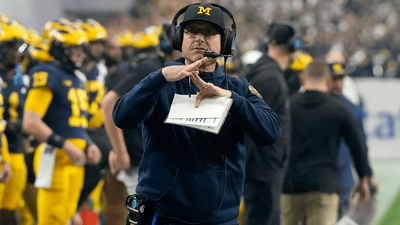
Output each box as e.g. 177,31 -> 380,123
112,68 -> 171,129
228,83 -> 282,146
341,107 -> 368,178
353,106 -> 373,176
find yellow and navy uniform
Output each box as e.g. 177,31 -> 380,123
25,62 -> 90,225
0,78 -> 10,207
0,69 -> 28,210
1,70 -> 27,154
0,77 -> 5,149
0,134 -> 10,206
85,62 -> 106,129
77,61 -> 111,208
28,63 -> 89,141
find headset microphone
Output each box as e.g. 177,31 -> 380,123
203,51 -> 231,90
204,51 -> 232,58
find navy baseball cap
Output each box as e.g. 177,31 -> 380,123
328,63 -> 347,77
268,23 -> 306,51
180,3 -> 225,34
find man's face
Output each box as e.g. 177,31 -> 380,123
288,50 -> 299,69
68,45 -> 85,64
89,40 -> 105,59
106,39 -> 121,59
181,21 -> 221,64
0,41 -> 23,69
104,39 -> 121,67
329,76 -> 345,96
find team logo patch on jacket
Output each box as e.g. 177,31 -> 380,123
249,85 -> 262,98
63,80 -> 72,87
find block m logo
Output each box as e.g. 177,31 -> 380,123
197,6 -> 212,16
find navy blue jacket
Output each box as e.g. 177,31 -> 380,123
337,95 -> 373,193
113,57 -> 282,224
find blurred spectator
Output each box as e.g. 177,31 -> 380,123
214,0 -> 400,78
327,62 -> 378,221
242,22 -> 301,225
216,44 -> 242,78
285,51 -> 313,95
282,60 -> 370,225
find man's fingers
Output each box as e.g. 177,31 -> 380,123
194,95 -> 203,108
109,160 -> 116,174
190,73 -> 207,90
187,57 -> 208,71
358,194 -> 368,205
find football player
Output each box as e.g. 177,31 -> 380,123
75,18 -> 111,212
0,20 -> 28,225
22,22 -> 101,225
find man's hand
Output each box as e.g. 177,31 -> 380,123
354,177 -> 371,205
63,141 -> 87,166
108,150 -> 131,175
369,176 -> 379,193
86,144 -> 102,165
190,71 -> 232,108
0,162 -> 12,183
161,57 -> 209,82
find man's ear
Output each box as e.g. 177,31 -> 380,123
326,76 -> 333,88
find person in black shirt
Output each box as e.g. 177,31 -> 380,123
281,60 -> 370,225
101,33 -> 130,225
327,61 -> 378,222
101,24 -> 182,189
242,22 -> 302,225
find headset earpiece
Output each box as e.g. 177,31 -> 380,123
171,23 -> 183,52
171,5 -> 190,52
266,21 -> 300,52
221,28 -> 236,55
159,24 -> 173,54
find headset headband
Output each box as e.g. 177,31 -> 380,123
172,3 -> 237,32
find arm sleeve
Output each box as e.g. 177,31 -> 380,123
228,82 -> 282,146
252,71 -> 284,107
354,107 -> 373,176
82,132 -> 95,147
342,108 -> 368,178
25,87 -> 53,116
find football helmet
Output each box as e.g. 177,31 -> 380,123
80,19 -> 107,42
0,12 -> 10,24
21,39 -> 52,73
48,22 -> 88,71
78,19 -> 107,61
0,22 -> 27,69
132,26 -> 160,49
42,18 -> 73,42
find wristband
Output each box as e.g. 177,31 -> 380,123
47,132 -> 66,149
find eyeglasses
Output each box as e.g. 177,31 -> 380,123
183,28 -> 220,39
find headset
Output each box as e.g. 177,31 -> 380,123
171,3 -> 237,55
159,23 -> 173,54
267,22 -> 302,52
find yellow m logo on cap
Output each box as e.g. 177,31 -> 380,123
197,6 -> 212,16
333,63 -> 342,72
